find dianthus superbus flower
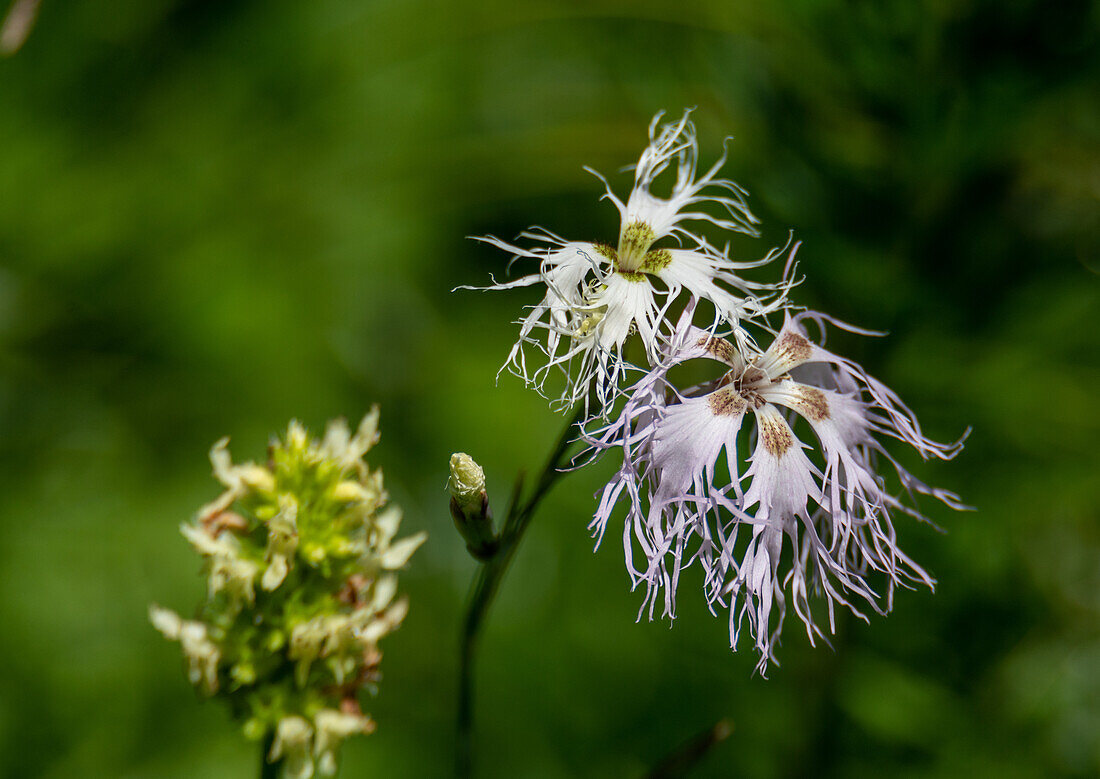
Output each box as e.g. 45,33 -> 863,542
469,111 -> 791,414
586,305 -> 968,672
150,409 -> 425,776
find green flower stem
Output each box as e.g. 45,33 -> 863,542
260,733 -> 280,779
645,718 -> 733,779
455,408 -> 584,778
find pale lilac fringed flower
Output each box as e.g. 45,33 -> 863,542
586,305 -> 968,673
465,111 -> 791,415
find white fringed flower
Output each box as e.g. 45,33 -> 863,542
469,111 -> 791,414
586,305 -> 968,672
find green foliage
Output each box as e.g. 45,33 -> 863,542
0,0 -> 1096,777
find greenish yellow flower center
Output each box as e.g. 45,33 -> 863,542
642,248 -> 672,272
617,221 -> 658,271
593,240 -> 672,283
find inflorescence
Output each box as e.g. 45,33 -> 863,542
150,410 -> 425,776
471,110 -> 968,673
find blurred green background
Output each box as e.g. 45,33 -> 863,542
1,0 -> 1097,777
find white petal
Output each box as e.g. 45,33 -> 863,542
594,274 -> 659,353
375,505 -> 402,544
380,531 -> 426,569
785,311 -> 967,461
148,605 -> 182,639
619,111 -> 759,242
742,404 -> 820,520
651,391 -> 747,502
656,249 -> 750,321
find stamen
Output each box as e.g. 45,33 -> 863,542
759,413 -> 794,456
796,386 -> 831,421
708,386 -> 747,417
617,221 -> 657,271
773,331 -> 812,366
696,335 -> 738,366
641,248 -> 672,273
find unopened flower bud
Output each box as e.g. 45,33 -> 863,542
332,480 -> 366,503
448,453 -> 497,561
239,464 -> 276,493
448,453 -> 484,509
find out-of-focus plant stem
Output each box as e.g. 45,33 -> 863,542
645,718 -> 733,779
455,407 -> 584,778
260,734 -> 280,779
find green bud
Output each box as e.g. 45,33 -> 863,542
448,453 -> 485,510
448,452 -> 497,561
230,661 -> 257,687
332,480 -> 366,502
242,717 -> 265,741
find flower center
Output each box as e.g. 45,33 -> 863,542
716,365 -> 773,410
617,221 -> 657,271
594,239 -> 673,283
